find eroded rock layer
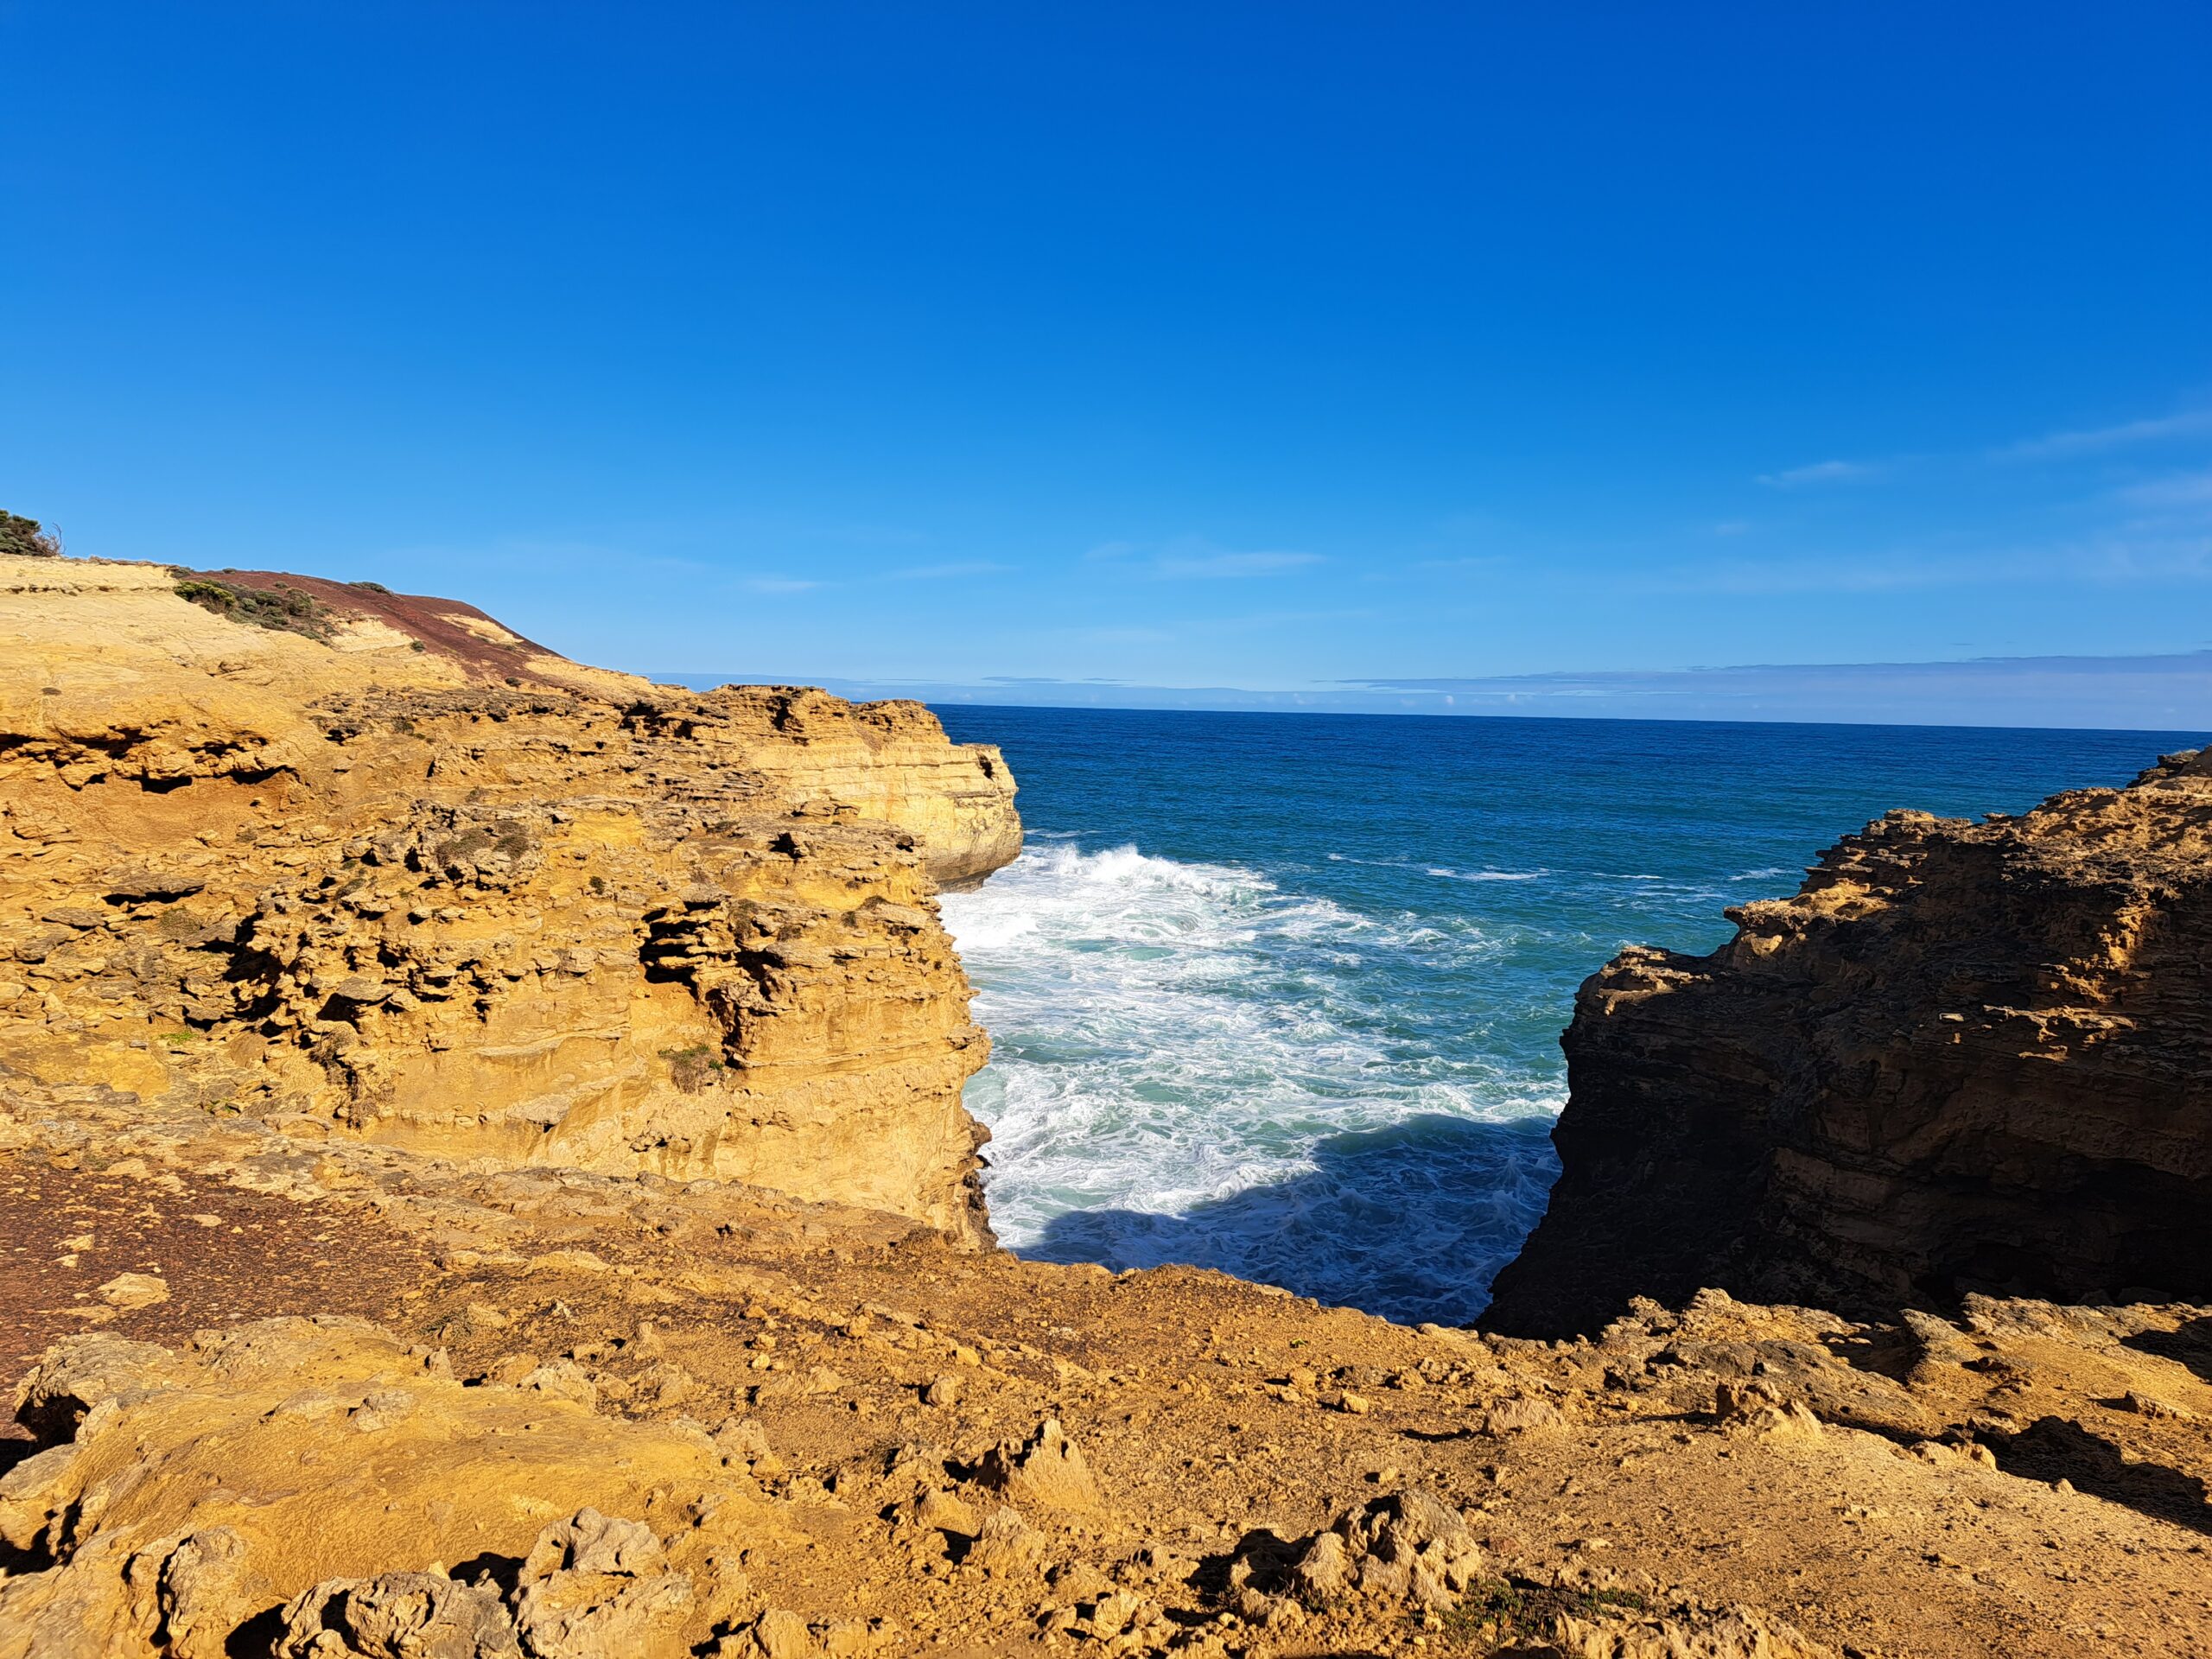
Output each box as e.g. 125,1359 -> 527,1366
0,554 -> 1019,1236
1487,747 -> 2212,1338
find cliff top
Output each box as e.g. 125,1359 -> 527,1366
2,550 -> 981,755
3,550 -> 651,701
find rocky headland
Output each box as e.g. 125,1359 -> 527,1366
2,550 -> 2208,1659
1,553 -> 1020,1239
1486,747 -> 2212,1340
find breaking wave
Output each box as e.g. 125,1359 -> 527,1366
939,842 -> 1563,1325
931,705 -> 2181,1326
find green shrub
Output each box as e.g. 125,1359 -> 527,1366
174,575 -> 334,641
0,512 -> 63,558
1439,1581 -> 1649,1646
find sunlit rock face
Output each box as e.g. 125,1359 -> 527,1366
0,554 -> 1018,1241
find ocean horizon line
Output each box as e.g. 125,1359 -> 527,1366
642,645 -> 2212,735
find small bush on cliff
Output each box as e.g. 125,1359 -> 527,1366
1,511 -> 63,558
661,1044 -> 727,1093
174,575 -> 334,641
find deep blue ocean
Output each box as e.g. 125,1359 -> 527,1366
931,709 -> 2204,1325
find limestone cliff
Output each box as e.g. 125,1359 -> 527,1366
0,554 -> 1020,1238
1486,747 -> 2212,1338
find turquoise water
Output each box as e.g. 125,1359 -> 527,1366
932,710 -> 2202,1325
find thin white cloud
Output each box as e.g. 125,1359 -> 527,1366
1154,549 -> 1324,579
1339,652 -> 2212,728
888,561 -> 1013,581
742,575 -> 823,594
2117,469 -> 2212,510
1085,536 -> 1325,579
1414,555 -> 1508,571
1660,527 -> 2212,595
1758,459 -> 1879,488
1998,409 -> 2212,461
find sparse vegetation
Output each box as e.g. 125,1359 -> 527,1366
1437,1580 -> 1649,1647
175,575 -> 334,641
155,907 -> 207,940
661,1042 -> 728,1092
431,819 -> 537,870
1,511 -> 63,558
348,580 -> 392,594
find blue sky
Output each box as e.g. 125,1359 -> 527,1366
4,4 -> 2209,726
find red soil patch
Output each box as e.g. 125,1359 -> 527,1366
186,568 -> 582,686
0,1154 -> 440,1433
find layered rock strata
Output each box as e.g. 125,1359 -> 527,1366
0,554 -> 1019,1236
1487,747 -> 2212,1338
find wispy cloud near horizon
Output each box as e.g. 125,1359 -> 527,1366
646,646 -> 2212,733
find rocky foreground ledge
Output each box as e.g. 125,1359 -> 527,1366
1487,747 -> 2212,1341
0,1135 -> 2206,1658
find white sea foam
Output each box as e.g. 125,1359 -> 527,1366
939,842 -> 1563,1323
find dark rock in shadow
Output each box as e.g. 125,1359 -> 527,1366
2123,1315 -> 2212,1385
1983,1416 -> 2212,1535
1483,750 -> 2212,1342
1022,1115 -> 1557,1327
223,1605 -> 288,1659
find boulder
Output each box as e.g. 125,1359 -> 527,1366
977,1418 -> 1101,1512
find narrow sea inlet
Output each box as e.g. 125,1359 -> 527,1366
936,708 -> 2194,1324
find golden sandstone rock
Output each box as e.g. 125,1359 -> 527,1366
0,554 -> 1019,1238
0,1319 -> 766,1659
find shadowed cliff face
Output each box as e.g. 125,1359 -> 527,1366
1485,747 -> 2212,1339
0,554 -> 1019,1239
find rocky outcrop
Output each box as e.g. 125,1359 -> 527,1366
0,1320 -> 763,1659
1486,747 -> 2212,1338
4,1132 -> 2209,1658
0,554 -> 1018,1238
632,688 -> 1021,889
